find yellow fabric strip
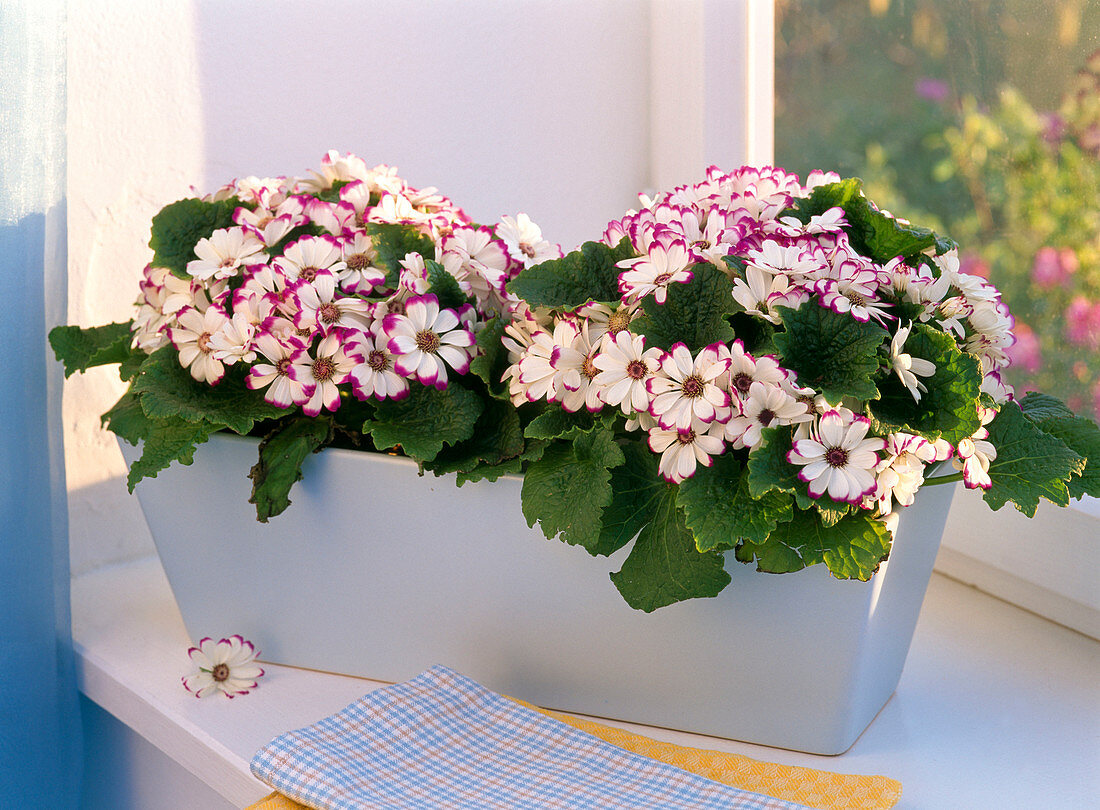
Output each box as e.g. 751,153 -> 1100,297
244,701 -> 900,810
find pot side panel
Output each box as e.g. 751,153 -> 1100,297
124,433 -> 950,755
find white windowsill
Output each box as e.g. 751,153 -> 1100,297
936,489 -> 1100,639
73,555 -> 1100,809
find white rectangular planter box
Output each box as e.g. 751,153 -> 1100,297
124,432 -> 956,755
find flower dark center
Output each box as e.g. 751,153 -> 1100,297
367,350 -> 389,372
520,242 -> 537,258
346,253 -> 371,270
681,375 -> 704,398
211,663 -> 230,682
219,258 -> 236,269
312,356 -> 335,381
677,429 -> 697,446
796,393 -> 816,411
607,310 -> 632,335
846,292 -> 866,307
299,266 -> 318,282
582,353 -> 599,380
825,446 -> 849,467
197,332 -> 213,353
732,372 -> 753,393
692,238 -> 711,249
626,359 -> 648,380
653,272 -> 673,285
276,358 -> 293,375
319,303 -> 340,324
757,408 -> 776,426
415,330 -> 440,353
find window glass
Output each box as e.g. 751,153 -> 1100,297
775,0 -> 1100,419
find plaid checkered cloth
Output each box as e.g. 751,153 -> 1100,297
250,665 -> 813,809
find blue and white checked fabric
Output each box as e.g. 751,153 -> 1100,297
251,665 -> 812,809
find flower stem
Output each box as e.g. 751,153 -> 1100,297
922,471 -> 964,486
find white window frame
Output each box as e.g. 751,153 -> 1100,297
648,0 -> 1099,638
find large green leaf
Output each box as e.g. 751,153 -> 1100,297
594,440 -> 665,557
363,384 -> 483,463
506,238 -> 633,309
454,439 -> 546,486
982,402 -> 1086,516
774,302 -> 887,403
1018,393 -> 1099,502
679,454 -> 794,552
868,323 -> 982,445
787,179 -> 954,262
101,389 -> 152,446
609,487 -> 731,612
468,316 -> 510,398
424,397 -> 524,475
630,263 -> 737,352
248,416 -> 334,522
149,197 -> 244,277
1017,392 -> 1075,423
520,426 -> 625,551
48,322 -> 134,378
130,347 -> 290,435
366,223 -> 437,288
424,259 -> 469,311
746,426 -> 801,498
123,415 -> 215,492
736,508 -> 892,580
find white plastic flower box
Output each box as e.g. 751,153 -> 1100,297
123,431 -> 956,755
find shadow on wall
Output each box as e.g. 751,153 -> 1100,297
191,0 -> 653,249
68,474 -> 157,577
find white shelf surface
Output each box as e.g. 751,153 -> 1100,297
73,556 -> 1100,809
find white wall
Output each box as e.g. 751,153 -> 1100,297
65,0 -> 655,573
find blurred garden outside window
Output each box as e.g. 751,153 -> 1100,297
773,0 -> 1100,637
776,0 -> 1100,420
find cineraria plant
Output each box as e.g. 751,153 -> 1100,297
51,154 -> 1100,612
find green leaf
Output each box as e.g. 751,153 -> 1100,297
424,259 -> 468,311
522,406 -> 603,440
868,323 -> 982,445
506,239 -> 633,309
679,454 -> 794,552
425,398 -> 524,475
119,349 -> 147,382
788,179 -> 950,263
595,441 -> 665,557
124,416 -> 215,492
1019,393 -> 1100,501
367,223 -> 437,287
982,403 -> 1086,516
454,439 -> 546,486
728,311 -> 777,356
745,426 -> 850,524
774,302 -> 887,403
609,487 -> 731,612
101,389 -> 152,446
248,416 -> 334,522
630,264 -> 737,352
469,317 -> 510,398
737,508 -> 892,580
149,197 -> 244,277
1018,392 -> 1076,423
48,322 -> 134,378
130,347 -> 290,435
746,426 -> 801,497
520,426 -> 625,550
363,384 -> 483,463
